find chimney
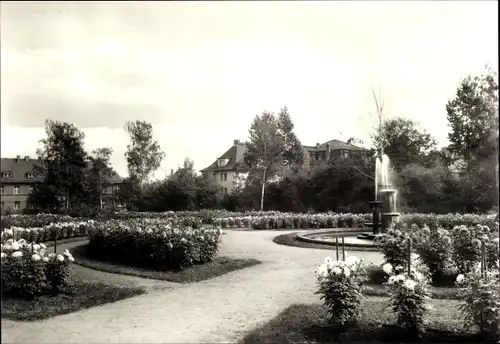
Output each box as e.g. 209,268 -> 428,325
325,143 -> 331,160
233,139 -> 240,145
16,155 -> 21,162
316,143 -> 320,148
24,156 -> 30,162
170,169 -> 174,176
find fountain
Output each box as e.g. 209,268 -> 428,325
358,154 -> 400,240
293,154 -> 400,250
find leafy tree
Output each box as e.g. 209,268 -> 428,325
85,148 -> 114,209
244,107 -> 304,210
446,67 -> 499,212
28,120 -> 88,211
371,117 -> 438,172
124,120 -> 166,188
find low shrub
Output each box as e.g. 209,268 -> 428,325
0,221 -> 93,244
456,270 -> 500,342
87,219 -> 223,270
315,255 -> 364,327
383,263 -> 432,336
1,239 -> 74,299
378,229 -> 412,268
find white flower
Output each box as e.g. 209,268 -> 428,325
68,256 -> 75,262
456,274 -> 465,284
413,271 -> 425,282
11,251 -> 23,258
33,244 -> 41,251
403,278 -> 417,290
394,274 -> 406,283
343,266 -> 351,277
345,255 -> 360,267
5,229 -> 13,236
316,264 -> 328,278
331,266 -> 342,275
11,242 -> 20,250
1,252 -> 6,259
57,254 -> 64,262
32,254 -> 41,261
40,243 -> 47,249
63,249 -> 71,256
382,263 -> 393,275
48,253 -> 55,259
42,257 -> 50,262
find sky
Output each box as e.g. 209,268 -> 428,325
1,1 -> 498,179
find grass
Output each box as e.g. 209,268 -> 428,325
241,297 -> 488,344
70,244 -> 262,283
1,276 -> 145,321
273,232 -> 379,252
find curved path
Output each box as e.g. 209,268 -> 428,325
2,230 -> 383,344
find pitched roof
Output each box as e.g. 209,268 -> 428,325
304,139 -> 368,152
1,156 -> 123,184
200,143 -> 249,173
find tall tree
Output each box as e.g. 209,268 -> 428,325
86,147 -> 114,209
124,120 -> 166,188
28,120 -> 88,211
244,107 -> 303,210
446,67 -> 499,212
371,117 -> 438,172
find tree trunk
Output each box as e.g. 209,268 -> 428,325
99,169 -> 102,210
260,168 -> 267,211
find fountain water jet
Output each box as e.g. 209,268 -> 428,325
358,154 -> 400,240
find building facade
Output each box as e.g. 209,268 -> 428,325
200,140 -> 250,194
201,139 -> 370,193
0,155 -> 124,212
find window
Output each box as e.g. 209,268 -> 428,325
2,172 -> 12,178
13,186 -> 20,195
29,185 -> 34,193
223,187 -> 228,194
220,173 -> 223,182
14,201 -> 20,210
0,186 -> 3,194
1,201 -> 4,209
223,173 -> 227,181
26,172 -> 34,179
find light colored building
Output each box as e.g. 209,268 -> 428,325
303,139 -> 370,166
200,140 -> 250,194
1,155 -> 124,212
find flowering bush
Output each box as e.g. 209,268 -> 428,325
0,221 -> 93,244
450,225 -> 498,273
413,226 -> 454,283
1,213 -> 79,230
87,219 -> 223,270
378,229 -> 412,268
456,270 -> 500,341
1,239 -> 74,299
315,255 -> 364,327
383,263 -> 431,335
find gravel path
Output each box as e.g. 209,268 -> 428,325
2,230 -> 383,344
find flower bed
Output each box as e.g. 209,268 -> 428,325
1,239 -> 74,299
1,213 -> 84,230
87,219 -> 223,270
0,221 -> 95,244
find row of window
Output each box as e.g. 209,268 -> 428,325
0,185 -> 121,195
2,172 -> 35,179
0,185 -> 33,195
220,172 -> 228,182
1,201 -> 21,210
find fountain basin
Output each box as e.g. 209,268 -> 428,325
297,228 -> 380,248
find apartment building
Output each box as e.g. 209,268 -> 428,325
200,140 -> 250,194
0,155 -> 124,212
303,139 -> 370,167
201,139 -> 370,193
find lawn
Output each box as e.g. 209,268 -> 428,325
1,276 -> 145,321
70,244 -> 262,283
241,297 -> 487,343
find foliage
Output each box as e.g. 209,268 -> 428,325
87,219 -> 222,270
85,148 -> 115,209
315,255 -> 364,326
413,226 -> 454,283
1,221 -> 92,243
1,239 -> 74,299
384,263 -> 432,335
456,270 -> 500,341
124,120 -> 166,188
371,117 -> 438,172
244,107 -> 304,210
28,120 -> 89,211
378,229 -> 412,268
